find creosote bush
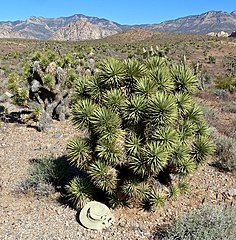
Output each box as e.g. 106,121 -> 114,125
66,56 -> 214,209
154,204 -> 236,240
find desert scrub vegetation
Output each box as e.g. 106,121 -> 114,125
154,204 -> 236,240
214,75 -> 236,94
15,157 -> 70,196
65,56 -> 215,209
211,130 -> 236,172
7,49 -> 96,130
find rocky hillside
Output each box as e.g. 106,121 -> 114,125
136,11 -> 236,34
51,18 -> 118,41
0,14 -> 123,40
1,11 -> 236,41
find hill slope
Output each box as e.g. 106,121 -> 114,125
136,11 -> 236,34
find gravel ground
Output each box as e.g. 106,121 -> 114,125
0,121 -> 235,240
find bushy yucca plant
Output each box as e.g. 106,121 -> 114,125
66,57 -> 214,209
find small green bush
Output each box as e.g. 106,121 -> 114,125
208,55 -> 216,64
154,204 -> 236,240
200,103 -> 218,120
224,101 -> 236,113
15,157 -> 69,196
214,76 -> 236,93
213,134 -> 236,171
214,89 -> 229,99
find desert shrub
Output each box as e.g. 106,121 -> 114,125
212,133 -> 236,171
214,76 -> 236,93
154,204 -> 236,240
208,55 -> 216,64
199,103 -> 218,120
214,89 -> 229,99
224,101 -> 236,113
15,157 -> 70,196
66,57 -> 214,209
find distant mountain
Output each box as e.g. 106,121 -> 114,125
135,11 -> 236,34
51,18 -> 118,41
0,14 -> 124,40
0,11 -> 236,41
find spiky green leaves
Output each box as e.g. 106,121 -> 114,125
103,89 -> 126,113
88,161 -> 118,194
148,190 -> 165,208
191,136 -> 215,165
71,99 -> 96,129
152,126 -> 178,150
143,142 -> 169,174
91,107 -> 121,134
126,132 -> 143,156
123,95 -> 147,125
96,137 -> 124,165
125,58 -> 146,82
42,73 -> 55,89
129,142 -> 169,176
99,58 -> 126,87
67,138 -> 91,169
74,76 -> 90,98
65,177 -> 93,208
145,56 -> 166,71
122,177 -> 141,198
149,66 -> 174,93
135,77 -> 157,98
171,64 -> 198,94
170,144 -> 196,175
175,93 -> 192,114
67,56 -> 213,209
148,92 -> 178,126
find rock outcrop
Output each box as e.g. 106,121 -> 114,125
51,18 -> 118,41
207,31 -> 229,37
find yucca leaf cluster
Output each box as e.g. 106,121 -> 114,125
66,57 -> 214,209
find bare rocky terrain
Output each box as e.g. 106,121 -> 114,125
0,119 -> 235,240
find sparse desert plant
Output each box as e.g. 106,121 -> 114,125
208,55 -> 216,64
212,133 -> 236,171
214,89 -> 229,99
66,56 -> 214,209
200,103 -> 218,120
154,204 -> 236,240
224,101 -> 236,113
15,157 -> 70,196
214,76 -> 236,93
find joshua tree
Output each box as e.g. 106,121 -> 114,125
66,56 -> 214,209
7,50 -> 95,131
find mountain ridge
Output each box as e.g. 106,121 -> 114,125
0,10 -> 236,41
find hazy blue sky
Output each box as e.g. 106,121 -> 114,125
1,0 -> 236,24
